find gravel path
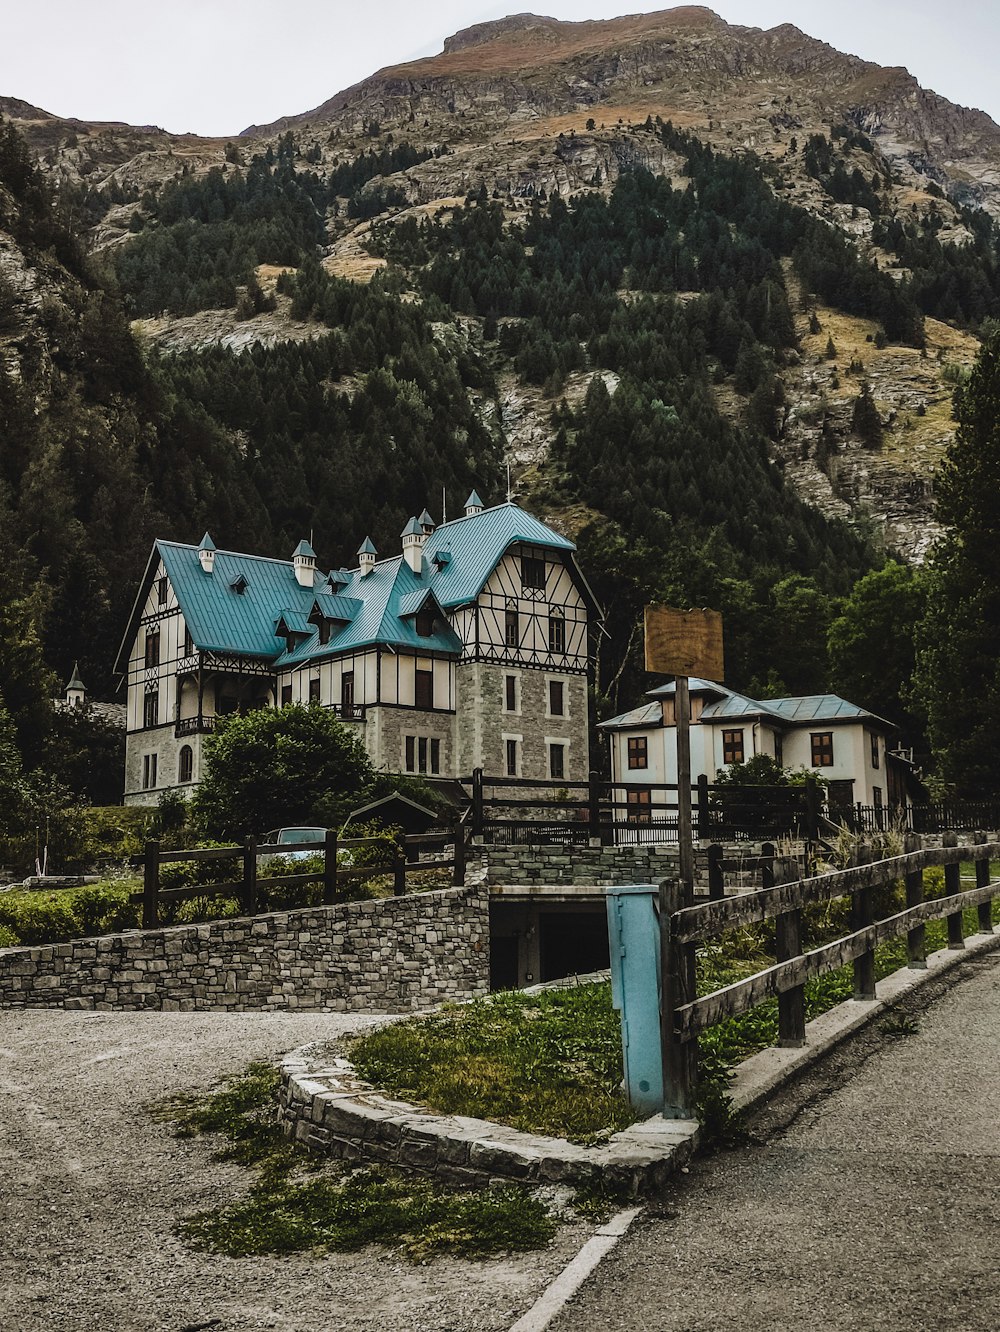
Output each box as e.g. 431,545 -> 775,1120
549,945 -> 1000,1331
0,1010 -> 592,1332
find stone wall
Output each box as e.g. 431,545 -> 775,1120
482,842 -> 681,887
0,885 -> 489,1012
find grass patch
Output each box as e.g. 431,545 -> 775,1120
348,983 -> 639,1143
156,1061 -> 557,1261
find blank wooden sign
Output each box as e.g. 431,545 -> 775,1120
644,605 -> 724,680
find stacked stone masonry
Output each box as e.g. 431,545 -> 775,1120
483,842 -> 683,887
280,1047 -> 701,1196
0,885 -> 490,1012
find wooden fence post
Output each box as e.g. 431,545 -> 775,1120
142,839 -> 160,930
697,774 -> 710,839
453,820 -> 466,887
707,843 -> 724,901
775,855 -> 806,1047
805,775 -> 821,842
851,844 -> 876,1000
243,834 -> 257,916
393,840 -> 407,897
904,830 -> 926,968
943,830 -> 964,950
974,832 -> 993,935
660,876 -> 695,1118
760,842 -> 776,891
471,767 -> 484,840
323,828 -> 338,905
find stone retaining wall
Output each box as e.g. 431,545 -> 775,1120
482,842 -> 681,887
0,885 -> 489,1012
280,1046 -> 699,1196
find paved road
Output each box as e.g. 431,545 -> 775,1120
552,945 -> 1000,1332
0,1009 -> 590,1332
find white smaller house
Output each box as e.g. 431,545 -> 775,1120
600,678 -> 904,823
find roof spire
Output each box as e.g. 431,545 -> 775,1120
358,535 -> 377,576
464,489 -> 484,517
198,532 -> 216,574
65,661 -> 86,707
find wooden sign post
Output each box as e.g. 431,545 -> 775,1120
644,605 -> 724,1117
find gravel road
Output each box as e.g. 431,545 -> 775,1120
549,944 -> 1000,1332
0,1009 -> 591,1332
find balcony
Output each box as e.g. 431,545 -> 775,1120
175,715 -> 216,738
329,702 -> 367,722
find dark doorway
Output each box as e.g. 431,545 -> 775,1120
489,935 -> 519,991
540,911 -> 610,983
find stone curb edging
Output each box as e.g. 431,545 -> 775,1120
279,1051 -> 700,1196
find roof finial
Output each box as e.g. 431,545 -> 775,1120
506,463 -> 511,503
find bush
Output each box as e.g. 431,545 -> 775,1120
0,879 -> 139,944
0,925 -> 19,948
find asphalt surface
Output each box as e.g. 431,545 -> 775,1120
551,943 -> 1000,1332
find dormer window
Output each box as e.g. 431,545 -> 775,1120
521,555 -> 546,590
415,607 -> 435,638
230,573 -> 248,595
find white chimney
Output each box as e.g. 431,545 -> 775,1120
358,536 -> 377,576
198,532 -> 216,574
401,517 -> 426,573
464,489 -> 484,517
292,538 -> 317,588
64,662 -> 86,709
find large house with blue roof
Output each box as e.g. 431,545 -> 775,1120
116,494 -> 600,804
600,678 -> 907,824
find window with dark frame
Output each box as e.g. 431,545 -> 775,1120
548,611 -> 565,654
521,555 -> 546,590
549,680 -> 564,716
308,677 -> 321,703
505,738 -> 518,777
317,619 -> 332,646
626,788 -> 651,823
811,732 -> 834,767
142,753 -> 158,789
505,607 -> 519,647
143,691 -> 158,729
341,671 -> 355,710
144,631 -> 160,668
157,576 -> 168,607
871,733 -> 880,769
430,738 -> 440,775
405,735 -> 415,772
281,684 -> 292,706
415,606 -> 435,638
774,732 -> 783,768
183,626 -> 194,657
549,743 -> 565,780
722,729 -> 745,764
179,745 -> 193,783
627,736 -> 648,770
418,736 -> 428,774
505,674 -> 517,711
415,669 -> 433,710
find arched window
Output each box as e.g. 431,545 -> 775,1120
179,745 -> 194,784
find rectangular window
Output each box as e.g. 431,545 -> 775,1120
430,738 -> 441,775
505,608 -> 519,648
418,737 -> 428,774
521,556 -> 546,590
142,753 -> 158,790
405,735 -> 415,772
549,743 -> 565,780
415,668 -> 433,710
308,677 -> 321,703
627,788 -> 651,823
774,732 -> 784,768
415,607 -> 435,638
871,733 -> 880,769
317,619 -> 332,646
811,732 -> 834,767
143,691 -> 158,729
549,680 -> 564,716
548,614 -> 565,654
183,626 -> 194,658
722,729 -> 745,765
342,671 -> 355,710
281,684 -> 292,707
144,631 -> 160,668
157,576 -> 167,607
505,738 -> 518,778
505,674 -> 517,712
627,736 -> 648,770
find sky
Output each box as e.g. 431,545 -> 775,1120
5,1 -> 999,138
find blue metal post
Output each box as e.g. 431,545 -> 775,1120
606,884 -> 664,1115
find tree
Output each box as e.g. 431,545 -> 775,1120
851,380 -> 882,448
192,704 -> 376,837
914,331 -> 1000,795
827,562 -> 928,750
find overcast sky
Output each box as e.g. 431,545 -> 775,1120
5,1 -> 997,137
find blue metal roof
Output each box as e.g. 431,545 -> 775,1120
293,539 -> 316,558
763,694 -> 894,728
312,592 -> 361,621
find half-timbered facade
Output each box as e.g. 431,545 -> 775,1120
117,496 -> 600,804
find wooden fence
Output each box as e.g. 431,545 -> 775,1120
135,826 -> 465,930
660,831 -> 999,1116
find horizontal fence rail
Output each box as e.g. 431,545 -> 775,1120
659,832 -> 1000,1116
134,825 -> 466,930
